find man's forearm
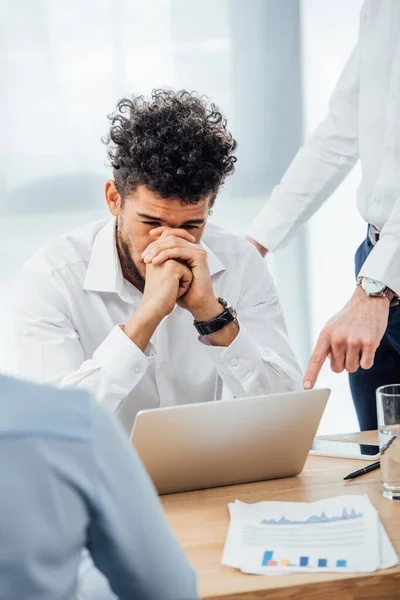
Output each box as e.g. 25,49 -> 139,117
191,299 -> 239,347
206,320 -> 239,347
123,305 -> 162,352
246,236 -> 269,257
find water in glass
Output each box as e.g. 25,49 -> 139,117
379,424 -> 400,500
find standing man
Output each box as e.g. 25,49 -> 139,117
15,89 -> 301,434
247,1 -> 400,430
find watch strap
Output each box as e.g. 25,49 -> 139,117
358,277 -> 399,307
194,298 -> 237,336
384,287 -> 399,307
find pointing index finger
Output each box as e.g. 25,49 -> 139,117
303,335 -> 331,390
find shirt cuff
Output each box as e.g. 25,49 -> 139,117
199,325 -> 270,396
246,201 -> 296,252
93,325 -> 150,394
358,234 -> 400,296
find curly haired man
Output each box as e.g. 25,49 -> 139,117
15,90 -> 301,435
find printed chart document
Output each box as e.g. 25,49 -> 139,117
222,495 -> 398,575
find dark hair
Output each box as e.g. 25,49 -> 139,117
104,89 -> 237,204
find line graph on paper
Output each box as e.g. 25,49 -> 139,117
260,508 -> 363,526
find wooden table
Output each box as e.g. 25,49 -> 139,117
161,432 -> 400,599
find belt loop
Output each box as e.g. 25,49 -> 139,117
368,224 -> 380,245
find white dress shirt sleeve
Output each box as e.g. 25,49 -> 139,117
200,244 -> 303,396
358,199 -> 400,295
14,268 -> 149,413
247,33 -> 362,251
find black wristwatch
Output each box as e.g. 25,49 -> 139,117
194,298 -> 238,336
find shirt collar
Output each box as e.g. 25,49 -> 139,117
200,239 -> 226,277
83,218 -> 125,296
83,218 -> 226,296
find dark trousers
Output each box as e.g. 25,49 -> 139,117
350,234 -> 400,430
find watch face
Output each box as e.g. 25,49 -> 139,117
362,278 -> 386,295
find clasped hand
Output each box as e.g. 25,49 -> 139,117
140,227 -> 216,320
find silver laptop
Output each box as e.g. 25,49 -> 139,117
130,388 -> 330,495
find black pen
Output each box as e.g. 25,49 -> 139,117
343,460 -> 380,480
343,436 -> 397,480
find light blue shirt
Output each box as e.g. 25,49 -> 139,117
0,375 -> 198,600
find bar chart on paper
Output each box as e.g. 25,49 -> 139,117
241,501 -> 377,573
222,496 -> 397,575
260,509 -> 358,569
262,551 -> 347,569
261,508 -> 363,570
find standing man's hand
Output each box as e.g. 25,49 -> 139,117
303,287 -> 390,389
246,236 -> 268,257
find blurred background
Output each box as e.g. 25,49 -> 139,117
0,0 -> 365,433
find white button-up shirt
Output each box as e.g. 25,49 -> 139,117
247,0 -> 400,294
15,217 -> 301,433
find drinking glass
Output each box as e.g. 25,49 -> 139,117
376,384 -> 400,500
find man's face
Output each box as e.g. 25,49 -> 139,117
106,182 -> 213,289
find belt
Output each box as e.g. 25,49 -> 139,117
368,224 -> 380,245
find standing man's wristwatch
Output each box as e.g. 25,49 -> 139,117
357,277 -> 399,307
194,298 -> 238,336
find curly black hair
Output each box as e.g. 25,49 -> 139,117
104,89 -> 237,204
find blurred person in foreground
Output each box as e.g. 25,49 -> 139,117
0,374 -> 197,599
15,89 -> 301,435
247,1 -> 400,430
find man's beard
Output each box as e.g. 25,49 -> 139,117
116,223 -> 145,293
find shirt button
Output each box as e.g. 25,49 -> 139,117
257,386 -> 264,395
133,364 -> 142,374
373,198 -> 380,206
230,357 -> 239,367
159,362 -> 166,370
